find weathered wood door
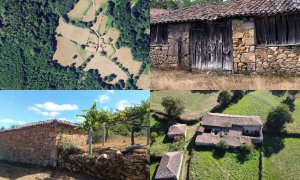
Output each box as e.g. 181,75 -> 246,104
191,21 -> 233,71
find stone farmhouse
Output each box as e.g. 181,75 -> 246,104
0,119 -> 87,167
167,124 -> 187,140
155,151 -> 183,180
195,113 -> 263,148
151,0 -> 300,75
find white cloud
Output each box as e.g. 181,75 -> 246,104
28,102 -> 78,117
107,90 -> 114,94
117,100 -> 131,111
0,119 -> 25,125
76,117 -> 85,123
95,94 -> 110,104
34,102 -> 78,111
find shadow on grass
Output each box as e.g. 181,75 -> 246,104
281,98 -> 295,112
270,90 -> 286,97
263,134 -> 285,158
190,90 -> 219,94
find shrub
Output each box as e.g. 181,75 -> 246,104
151,132 -> 158,140
216,140 -> 229,151
58,138 -> 81,158
240,143 -> 252,154
170,140 -> 185,151
266,105 -> 293,131
217,91 -> 232,107
161,97 -> 184,123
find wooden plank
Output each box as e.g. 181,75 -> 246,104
295,14 -> 300,44
287,15 -> 296,44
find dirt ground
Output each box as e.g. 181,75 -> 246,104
151,69 -> 300,90
0,161 -> 97,180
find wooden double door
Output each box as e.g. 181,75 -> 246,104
190,21 -> 233,71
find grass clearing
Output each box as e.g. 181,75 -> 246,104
137,74 -> 150,90
263,135 -> 300,180
223,91 -> 300,133
151,90 -> 219,120
190,147 -> 260,180
151,69 -> 300,90
67,0 -> 92,21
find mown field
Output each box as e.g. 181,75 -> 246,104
223,91 -> 300,133
190,147 -> 260,180
151,90 -> 219,120
263,135 -> 300,180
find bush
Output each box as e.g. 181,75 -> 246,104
217,91 -> 232,106
58,138 -> 81,158
170,140 -> 185,151
216,140 -> 229,151
240,143 -> 252,154
151,132 -> 158,140
266,105 -> 293,132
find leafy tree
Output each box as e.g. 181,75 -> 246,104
287,90 -> 299,101
161,97 -> 184,123
77,102 -> 110,154
217,91 -> 232,107
266,105 -> 294,132
151,132 -> 158,140
217,140 -> 229,151
0,126 -> 5,131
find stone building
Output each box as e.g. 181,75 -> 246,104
151,0 -> 300,75
167,124 -> 187,140
0,119 -> 87,167
155,151 -> 183,180
195,113 -> 263,148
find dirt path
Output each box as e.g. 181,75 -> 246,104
0,161 -> 98,180
151,69 -> 300,90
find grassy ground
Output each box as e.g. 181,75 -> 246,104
151,90 -> 219,120
223,91 -> 300,133
263,135 -> 300,180
0,161 -> 97,180
190,147 -> 260,180
151,70 -> 300,90
150,158 -> 159,180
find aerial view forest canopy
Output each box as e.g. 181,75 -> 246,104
0,0 -> 149,89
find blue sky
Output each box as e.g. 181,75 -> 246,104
0,90 -> 150,128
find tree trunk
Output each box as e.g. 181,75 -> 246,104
131,128 -> 135,145
105,127 -> 109,142
88,127 -> 93,155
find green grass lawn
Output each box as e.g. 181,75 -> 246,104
150,158 -> 159,180
263,135 -> 300,180
223,91 -> 300,133
151,90 -> 219,120
190,147 -> 260,180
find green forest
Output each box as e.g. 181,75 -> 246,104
0,0 -> 149,89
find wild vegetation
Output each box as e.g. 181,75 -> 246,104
0,0 -> 149,89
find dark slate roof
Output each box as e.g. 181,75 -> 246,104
151,0 -> 300,24
0,119 -> 76,133
155,151 -> 183,180
167,124 -> 187,136
202,113 -> 262,127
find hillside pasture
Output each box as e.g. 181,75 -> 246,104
190,147 -> 260,180
67,0 -> 92,20
223,91 -> 300,133
83,53 -> 128,84
263,135 -> 300,180
150,90 -> 219,120
137,74 -> 150,90
53,37 -> 84,67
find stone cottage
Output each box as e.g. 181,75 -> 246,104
195,113 -> 263,148
167,124 -> 187,140
0,119 -> 87,167
151,0 -> 300,74
155,151 -> 183,180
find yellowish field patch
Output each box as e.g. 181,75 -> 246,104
103,28 -> 120,45
67,0 -> 92,20
113,47 -> 142,75
92,11 -> 107,35
137,74 -> 150,89
56,18 -> 91,45
84,53 -> 127,84
103,44 -> 115,57
82,6 -> 95,22
53,36 -> 84,67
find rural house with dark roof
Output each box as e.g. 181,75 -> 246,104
0,120 -> 86,167
155,151 -> 183,180
195,113 -> 263,148
167,124 -> 187,139
150,0 -> 300,75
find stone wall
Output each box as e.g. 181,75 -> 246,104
232,18 -> 300,75
151,23 -> 191,69
0,125 -> 57,167
59,147 -> 150,180
152,18 -> 300,74
0,123 -> 87,167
